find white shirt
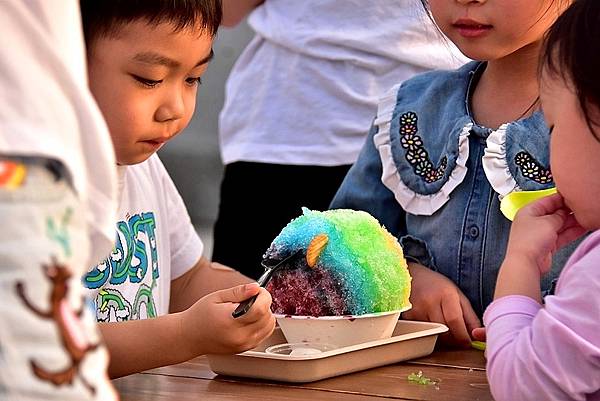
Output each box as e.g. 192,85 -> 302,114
0,0 -> 117,264
219,0 -> 469,166
84,155 -> 203,322
0,2 -> 117,400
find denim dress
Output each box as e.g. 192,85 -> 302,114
331,61 -> 577,317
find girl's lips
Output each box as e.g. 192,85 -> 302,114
453,19 -> 492,38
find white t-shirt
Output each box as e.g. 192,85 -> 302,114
219,0 -> 469,166
83,155 -> 203,322
0,2 -> 117,400
0,1 -> 117,263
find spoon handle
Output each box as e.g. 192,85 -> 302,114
231,267 -> 274,318
231,294 -> 259,318
231,251 -> 301,319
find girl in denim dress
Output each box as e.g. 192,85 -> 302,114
331,0 -> 575,346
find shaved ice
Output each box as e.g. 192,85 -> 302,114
264,208 -> 411,316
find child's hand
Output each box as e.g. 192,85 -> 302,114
402,263 -> 481,348
180,283 -> 275,356
507,193 -> 586,275
471,327 -> 486,342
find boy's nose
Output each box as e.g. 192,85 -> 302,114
155,90 -> 186,122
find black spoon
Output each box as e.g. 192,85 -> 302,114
232,250 -> 301,318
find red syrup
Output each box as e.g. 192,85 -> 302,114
267,267 -> 347,316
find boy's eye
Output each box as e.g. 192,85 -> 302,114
131,74 -> 162,88
185,77 -> 202,86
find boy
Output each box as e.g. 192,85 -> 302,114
80,0 -> 275,378
1,2 -> 118,399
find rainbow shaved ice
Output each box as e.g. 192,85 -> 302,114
264,208 -> 412,316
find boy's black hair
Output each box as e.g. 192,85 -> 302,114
542,0 -> 600,139
80,0 -> 222,45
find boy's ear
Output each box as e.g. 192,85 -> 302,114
306,233 -> 328,268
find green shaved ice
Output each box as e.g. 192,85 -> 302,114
408,371 -> 440,387
325,209 -> 411,312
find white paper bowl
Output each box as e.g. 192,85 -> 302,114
274,309 -> 405,348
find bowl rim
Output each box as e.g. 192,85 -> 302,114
273,306 -> 410,321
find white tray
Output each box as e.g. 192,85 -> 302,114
207,320 -> 448,383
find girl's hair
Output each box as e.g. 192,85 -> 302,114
80,0 -> 222,45
542,0 -> 600,138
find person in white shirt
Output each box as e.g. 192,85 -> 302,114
213,0 -> 469,278
0,1 -> 118,400
79,0 -> 275,379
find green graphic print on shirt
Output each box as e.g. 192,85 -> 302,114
83,212 -> 159,322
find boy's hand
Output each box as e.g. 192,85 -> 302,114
402,263 -> 481,348
507,193 -> 585,275
180,283 -> 275,356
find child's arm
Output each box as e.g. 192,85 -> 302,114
169,256 -> 252,313
471,194 -> 585,343
221,0 -> 265,27
402,262 -> 481,347
99,282 -> 274,378
485,194 -> 593,401
494,193 -> 585,302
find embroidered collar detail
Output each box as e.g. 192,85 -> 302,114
398,112 -> 448,183
373,62 -> 554,215
374,84 -> 471,216
482,112 -> 553,198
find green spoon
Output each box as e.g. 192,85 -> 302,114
500,187 -> 558,221
471,341 -> 486,351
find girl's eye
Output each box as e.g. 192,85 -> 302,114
132,74 -> 162,88
186,77 -> 202,86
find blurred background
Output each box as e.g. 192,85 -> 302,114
158,21 -> 254,258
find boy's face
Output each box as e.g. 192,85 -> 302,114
87,20 -> 213,165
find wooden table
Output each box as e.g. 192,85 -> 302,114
113,347 -> 493,400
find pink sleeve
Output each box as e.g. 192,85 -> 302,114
483,249 -> 600,401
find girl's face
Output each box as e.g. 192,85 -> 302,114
541,71 -> 600,230
427,0 -> 567,61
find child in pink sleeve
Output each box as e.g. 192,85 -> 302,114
484,1 -> 600,400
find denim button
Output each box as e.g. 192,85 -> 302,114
469,225 -> 479,238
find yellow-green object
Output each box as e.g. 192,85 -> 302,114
407,371 -> 438,386
500,187 -> 558,221
471,341 -> 486,351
